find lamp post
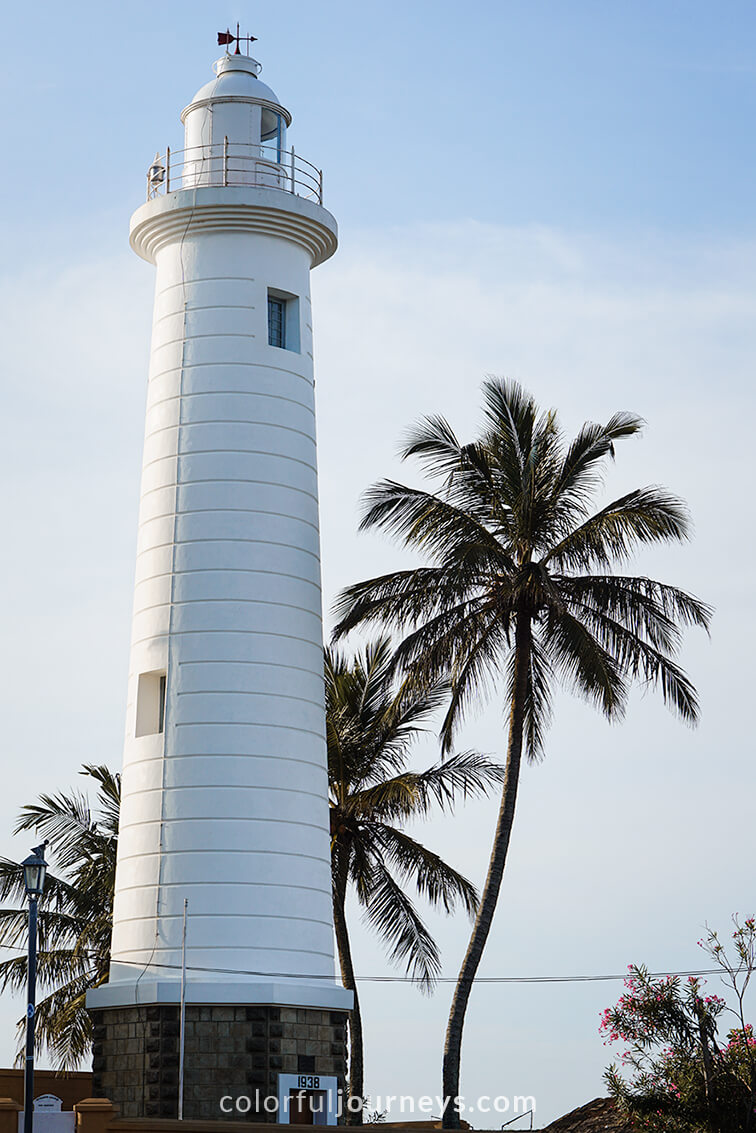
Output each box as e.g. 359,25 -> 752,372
21,844 -> 47,1133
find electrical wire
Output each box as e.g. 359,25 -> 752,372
106,959 -> 746,985
0,943 -> 733,987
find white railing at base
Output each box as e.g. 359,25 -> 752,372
146,140 -> 324,204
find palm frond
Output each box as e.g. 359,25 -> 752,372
400,416 -> 510,534
479,378 -> 534,500
0,946 -> 93,995
359,479 -> 514,572
439,614 -> 511,752
15,793 -> 93,868
561,575 -> 712,638
29,970 -> 101,1069
80,765 -> 121,836
545,487 -> 692,571
553,413 -> 645,516
411,752 -> 507,811
332,567 -> 484,640
372,825 -> 478,916
0,862 -> 80,915
359,853 -> 441,992
545,609 -> 627,718
344,773 -> 427,823
563,601 -> 702,723
389,595 -> 504,686
326,638 -> 453,793
345,752 -> 504,826
522,634 -> 554,763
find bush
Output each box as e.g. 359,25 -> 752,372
600,917 -> 756,1132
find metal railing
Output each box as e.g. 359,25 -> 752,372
501,1110 -> 535,1130
146,140 -> 324,204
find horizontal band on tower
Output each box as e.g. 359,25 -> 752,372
130,186 -> 338,266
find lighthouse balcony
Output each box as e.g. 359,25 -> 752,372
146,141 -> 324,204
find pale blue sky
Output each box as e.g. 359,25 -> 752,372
4,0 -> 756,243
1,1 -> 755,1126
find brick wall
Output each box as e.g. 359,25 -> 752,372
89,1005 -> 348,1121
0,1069 -> 93,1110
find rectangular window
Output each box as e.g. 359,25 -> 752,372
158,673 -> 167,733
268,296 -> 286,349
136,671 -> 167,737
267,289 -> 300,352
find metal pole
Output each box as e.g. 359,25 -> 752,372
23,895 -> 37,1133
223,136 -> 229,187
178,899 -> 188,1119
290,146 -> 296,193
319,169 -> 323,205
166,147 -> 171,194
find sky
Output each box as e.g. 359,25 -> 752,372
0,0 -> 755,1125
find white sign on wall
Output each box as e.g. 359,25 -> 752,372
277,1073 -> 339,1126
20,1100 -> 73,1133
34,1097 -> 62,1112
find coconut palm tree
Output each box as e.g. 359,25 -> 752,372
326,637 -> 505,1121
0,764 -> 119,1068
332,379 -> 712,1127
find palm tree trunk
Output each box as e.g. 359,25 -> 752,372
333,852 -> 365,1125
442,610 -> 531,1129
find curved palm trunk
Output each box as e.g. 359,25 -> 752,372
442,612 -> 531,1128
333,854 -> 365,1125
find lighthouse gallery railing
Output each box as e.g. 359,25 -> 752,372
146,141 -> 324,204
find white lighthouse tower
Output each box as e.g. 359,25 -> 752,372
88,38 -> 351,1121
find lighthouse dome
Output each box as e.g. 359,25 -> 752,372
182,53 -> 292,126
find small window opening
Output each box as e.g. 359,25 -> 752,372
268,296 -> 286,349
158,674 -> 166,733
268,289 -> 300,353
136,671 -> 167,737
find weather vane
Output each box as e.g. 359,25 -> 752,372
217,23 -> 258,55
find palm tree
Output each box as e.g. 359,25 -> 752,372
332,379 -> 712,1127
0,764 -> 119,1068
326,638 -> 505,1122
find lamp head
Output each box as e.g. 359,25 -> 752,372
22,843 -> 48,898
148,154 -> 165,186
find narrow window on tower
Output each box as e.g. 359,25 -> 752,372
135,670 -> 167,737
268,295 -> 286,348
267,289 -> 300,352
158,673 -> 167,733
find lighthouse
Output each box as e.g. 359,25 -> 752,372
88,37 -> 351,1122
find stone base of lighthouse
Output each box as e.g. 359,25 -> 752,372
89,1004 -> 349,1120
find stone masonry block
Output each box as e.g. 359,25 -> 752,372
211,1006 -> 235,1021
89,1000 -> 352,1120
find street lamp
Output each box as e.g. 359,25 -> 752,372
21,844 -> 47,1133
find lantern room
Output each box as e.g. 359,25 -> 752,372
178,53 -> 292,190
183,52 -> 291,156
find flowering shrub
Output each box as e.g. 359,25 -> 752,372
601,917 -> 756,1132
